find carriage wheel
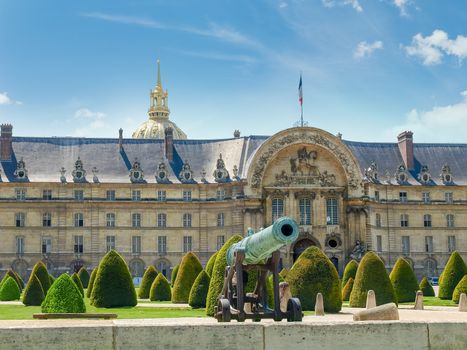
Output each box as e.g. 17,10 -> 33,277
287,298 -> 303,322
217,299 -> 231,322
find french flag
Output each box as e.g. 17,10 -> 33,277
298,74 -> 303,106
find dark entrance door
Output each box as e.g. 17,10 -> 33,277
330,256 -> 339,272
293,239 -> 316,262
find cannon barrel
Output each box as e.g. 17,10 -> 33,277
227,216 -> 299,266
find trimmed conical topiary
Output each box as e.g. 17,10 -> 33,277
150,273 -> 171,301
206,234 -> 243,316
13,271 -> 24,289
189,270 -> 210,308
78,267 -> 90,288
438,251 -> 466,300
342,277 -> 354,301
30,261 -> 51,294
22,274 -> 45,306
349,251 -> 397,307
286,246 -> 342,312
452,275 -> 467,304
71,272 -> 84,297
172,252 -> 203,303
205,252 -> 218,277
138,266 -> 158,299
86,268 -> 98,298
1,270 -> 22,292
390,257 -> 419,302
342,260 -> 358,288
41,274 -> 86,313
419,276 -> 435,297
0,276 -> 21,301
90,250 -> 137,307
171,264 -> 179,287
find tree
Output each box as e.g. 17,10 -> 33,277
205,252 -> 218,277
138,266 -> 158,299
86,268 -> 98,298
452,275 -> 467,304
188,270 -> 210,308
438,251 -> 466,300
78,267 -> 90,288
389,257 -> 419,302
419,276 -> 435,297
342,260 -> 358,288
22,274 -> 45,306
150,273 -> 171,301
30,261 -> 51,294
71,272 -> 85,297
342,277 -> 354,301
0,276 -> 21,301
172,252 -> 203,303
41,274 -> 86,313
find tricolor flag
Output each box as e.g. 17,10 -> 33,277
298,74 -> 303,106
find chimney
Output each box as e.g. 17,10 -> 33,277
1,124 -> 13,161
118,128 -> 123,151
164,127 -> 174,162
397,131 -> 414,170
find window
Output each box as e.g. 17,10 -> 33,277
217,213 -> 225,227
272,198 -> 284,222
299,198 -> 312,225
157,190 -> 166,202
42,212 -> 52,227
106,235 -> 115,252
132,213 -> 141,228
42,190 -> 52,200
132,236 -> 141,254
446,214 -> 455,228
106,190 -> 116,201
106,213 -> 116,227
74,213 -> 84,227
132,190 -> 141,201
374,191 -> 380,202
183,190 -> 192,202
445,192 -> 453,204
448,235 -> 456,252
158,236 -> 167,254
422,192 -> 430,204
425,236 -> 433,253
423,214 -> 432,228
183,236 -> 192,253
216,189 -> 225,201
375,213 -> 381,228
74,235 -> 84,254
16,236 -> 24,255
183,213 -> 192,228
399,192 -> 408,203
15,212 -> 25,227
326,198 -> 339,225
400,214 -> 409,227
157,213 -> 167,228
376,235 -> 382,252
15,188 -> 26,200
216,235 -> 225,250
402,236 -> 410,255
42,238 -> 52,254
74,190 -> 84,200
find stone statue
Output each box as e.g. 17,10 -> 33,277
350,240 -> 366,261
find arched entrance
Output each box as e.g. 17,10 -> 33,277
293,238 -> 317,262
129,258 -> 145,278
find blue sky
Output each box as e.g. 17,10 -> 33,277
0,0 -> 466,142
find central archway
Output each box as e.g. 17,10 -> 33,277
293,238 -> 317,262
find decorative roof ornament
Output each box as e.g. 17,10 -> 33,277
59,167 -> 66,183
232,165 -> 239,180
14,157 -> 28,181
72,157 -> 87,183
155,161 -> 170,184
92,167 -> 99,183
440,164 -> 453,185
200,168 -> 207,183
213,153 -> 230,183
395,164 -> 409,184
179,161 -> 195,183
364,161 -> 378,183
418,165 -> 431,184
129,158 -> 145,183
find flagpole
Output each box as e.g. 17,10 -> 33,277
300,100 -> 303,127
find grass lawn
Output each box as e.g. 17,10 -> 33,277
342,296 -> 457,308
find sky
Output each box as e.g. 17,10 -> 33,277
0,0 -> 466,143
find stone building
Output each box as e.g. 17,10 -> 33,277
0,62 -> 466,280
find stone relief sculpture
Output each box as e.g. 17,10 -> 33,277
213,153 -> 230,183
179,161 -> 194,183
59,167 -> 66,183
72,157 -> 87,183
14,157 -> 28,181
395,164 -> 409,184
155,161 -> 170,183
364,161 -> 378,183
129,158 -> 145,183
440,164 -> 453,184
350,240 -> 366,261
418,165 -> 431,184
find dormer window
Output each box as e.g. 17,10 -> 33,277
418,165 -> 431,184
440,164 -> 453,185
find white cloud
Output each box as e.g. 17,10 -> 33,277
322,0 -> 363,12
279,2 -> 288,8
73,108 -> 107,136
74,108 -> 106,119
0,92 -> 12,105
405,30 -> 467,65
354,41 -> 383,59
393,0 -> 409,16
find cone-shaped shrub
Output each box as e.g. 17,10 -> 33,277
419,276 -> 435,297
438,251 -> 466,300
172,252 -> 203,303
205,252 -> 218,277
150,273 -> 171,301
206,235 -> 243,316
452,275 -> 467,304
78,267 -> 90,288
90,250 -> 137,307
86,268 -> 98,298
342,277 -> 354,301
390,257 -> 419,302
138,266 -> 158,299
0,276 -> 21,301
1,270 -> 22,291
286,246 -> 342,312
30,261 -> 51,294
349,251 -> 396,307
171,264 -> 179,287
71,273 -> 84,297
41,274 -> 86,313
22,275 -> 45,306
13,271 -> 24,289
342,260 -> 358,288
189,270 -> 210,308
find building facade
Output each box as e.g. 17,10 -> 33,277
1,64 -> 466,280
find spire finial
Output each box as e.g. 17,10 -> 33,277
157,58 -> 161,87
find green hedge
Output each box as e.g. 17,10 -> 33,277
138,266 -> 159,299
86,268 -> 98,298
71,272 -> 84,297
78,267 -> 90,288
0,276 -> 21,301
150,273 -> 172,301
349,251 -> 396,307
438,251 -> 466,300
205,252 -> 218,277
188,270 -> 210,308
22,274 -> 45,306
389,257 -> 419,302
30,261 -> 51,294
342,260 -> 358,288
1,270 -> 22,292
41,274 -> 86,313
172,252 -> 203,303
452,275 -> 467,304
342,277 -> 354,301
171,264 -> 179,287
90,250 -> 137,308
419,276 -> 435,297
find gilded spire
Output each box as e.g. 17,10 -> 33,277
148,58 -> 170,121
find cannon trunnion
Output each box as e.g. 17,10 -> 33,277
215,217 -> 303,322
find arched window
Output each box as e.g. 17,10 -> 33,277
129,259 -> 145,278
156,260 -> 170,278
272,198 -> 284,222
299,198 -> 312,225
